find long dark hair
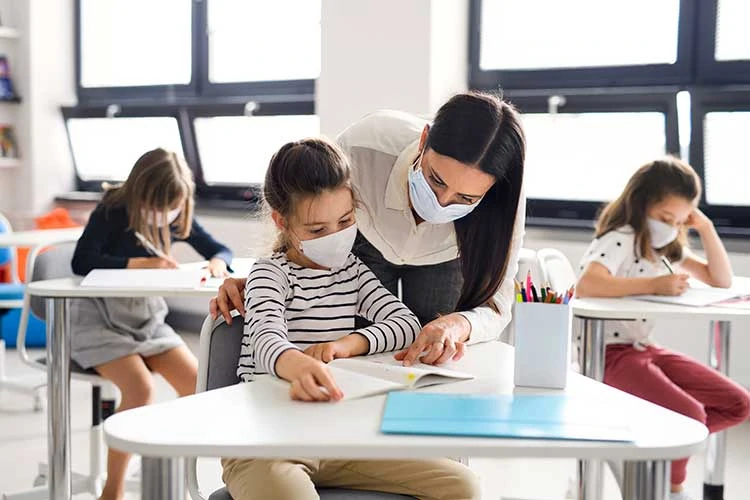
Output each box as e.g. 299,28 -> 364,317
596,156 -> 700,263
426,92 -> 525,312
263,137 -> 353,252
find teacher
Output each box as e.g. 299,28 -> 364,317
211,91 -> 526,365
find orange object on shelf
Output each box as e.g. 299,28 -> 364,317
16,208 -> 81,282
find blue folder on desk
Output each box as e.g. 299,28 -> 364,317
381,392 -> 633,442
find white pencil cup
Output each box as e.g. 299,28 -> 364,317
513,302 -> 572,389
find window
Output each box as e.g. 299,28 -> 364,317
66,116 -> 184,184
194,114 -> 320,185
479,0 -> 680,71
207,0 -> 321,84
715,0 -> 750,62
703,112 -> 750,206
470,0 -> 694,89
523,112 -> 666,202
471,0 -> 750,235
71,0 -> 320,202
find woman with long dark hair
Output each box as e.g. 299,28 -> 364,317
211,91 -> 525,365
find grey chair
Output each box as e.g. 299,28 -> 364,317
187,315 -> 416,500
5,241 -> 139,500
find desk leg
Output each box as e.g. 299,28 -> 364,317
141,457 -> 185,500
621,460 -> 670,500
577,318 -> 606,500
704,320 -> 730,500
47,297 -> 72,500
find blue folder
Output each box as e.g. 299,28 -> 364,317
381,392 -> 633,442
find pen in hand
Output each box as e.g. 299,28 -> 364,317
660,255 -> 675,274
134,231 -> 171,261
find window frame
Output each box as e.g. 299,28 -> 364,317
505,89 -> 680,228
688,87 -> 750,236
694,0 -> 750,85
469,0 -> 697,91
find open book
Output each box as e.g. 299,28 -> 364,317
319,357 -> 474,401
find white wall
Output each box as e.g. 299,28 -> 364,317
0,0 -> 75,227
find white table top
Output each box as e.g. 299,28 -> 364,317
25,257 -> 257,299
104,342 -> 707,461
0,227 -> 83,247
572,296 -> 750,321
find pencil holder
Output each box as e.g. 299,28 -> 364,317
513,302 -> 572,389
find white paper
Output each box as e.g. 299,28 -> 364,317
80,269 -> 206,290
633,287 -> 742,307
330,357 -> 474,390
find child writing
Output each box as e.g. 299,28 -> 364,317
222,138 -> 480,500
71,148 -> 233,500
576,157 -> 750,500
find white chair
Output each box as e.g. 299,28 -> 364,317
0,211 -> 45,411
187,315 -> 417,500
3,241 -> 139,500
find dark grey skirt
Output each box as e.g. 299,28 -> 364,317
70,296 -> 184,369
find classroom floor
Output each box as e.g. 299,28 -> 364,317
1,332 -> 749,499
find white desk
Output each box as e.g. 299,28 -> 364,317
572,294 -> 750,500
104,342 -> 707,500
0,227 -> 83,408
25,267 -> 253,500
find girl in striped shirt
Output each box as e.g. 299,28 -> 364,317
222,138 -> 480,500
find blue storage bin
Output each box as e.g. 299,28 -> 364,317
1,308 -> 46,347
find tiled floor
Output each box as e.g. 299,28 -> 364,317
1,333 -> 748,499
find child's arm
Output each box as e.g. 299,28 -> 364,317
242,259 -> 342,401
182,218 -> 233,274
71,206 -> 131,275
577,261 -> 689,298
351,259 -> 421,354
678,209 -> 733,288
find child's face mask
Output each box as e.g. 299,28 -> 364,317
296,223 -> 358,269
143,207 -> 181,227
647,218 -> 679,249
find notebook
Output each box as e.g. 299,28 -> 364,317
632,287 -> 742,307
380,392 -> 633,442
80,269 -> 207,290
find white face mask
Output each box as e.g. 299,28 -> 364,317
298,223 -> 358,269
647,217 -> 679,248
407,156 -> 482,225
143,208 -> 182,228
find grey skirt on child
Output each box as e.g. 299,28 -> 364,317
70,296 -> 184,369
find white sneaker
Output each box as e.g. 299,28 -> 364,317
670,491 -> 695,500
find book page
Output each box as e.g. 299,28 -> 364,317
80,269 -> 205,290
633,287 -> 741,307
330,357 -> 474,388
327,365 -> 405,400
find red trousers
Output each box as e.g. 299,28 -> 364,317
604,344 -> 750,485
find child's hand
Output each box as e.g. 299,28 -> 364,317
651,273 -> 689,295
207,258 -> 229,278
276,350 -> 343,402
686,208 -> 712,232
304,334 -> 369,363
127,256 -> 179,269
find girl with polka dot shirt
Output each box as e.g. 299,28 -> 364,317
577,157 -> 750,500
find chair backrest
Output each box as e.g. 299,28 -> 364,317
197,315 -> 243,392
515,247 -> 539,284
536,248 -> 577,293
29,241 -> 76,319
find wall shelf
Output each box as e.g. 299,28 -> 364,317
0,27 -> 19,39
0,157 -> 20,168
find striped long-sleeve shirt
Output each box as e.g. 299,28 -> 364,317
238,252 -> 421,381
